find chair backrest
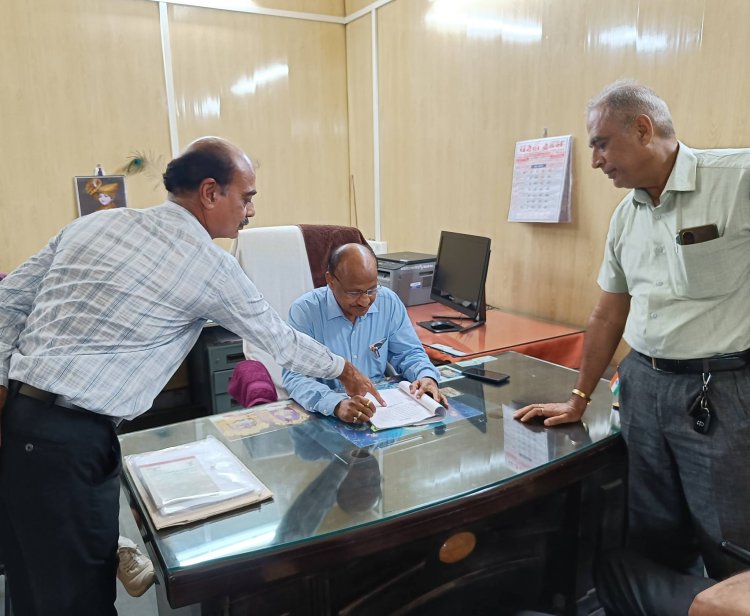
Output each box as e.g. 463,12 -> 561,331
231,225 -> 315,396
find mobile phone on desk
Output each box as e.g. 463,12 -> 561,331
460,367 -> 510,385
675,223 -> 719,245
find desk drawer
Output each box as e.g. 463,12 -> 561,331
213,369 -> 242,413
207,342 -> 245,371
213,368 -> 235,395
214,392 -> 243,413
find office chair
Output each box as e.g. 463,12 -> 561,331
231,225 -> 314,397
231,224 -> 367,398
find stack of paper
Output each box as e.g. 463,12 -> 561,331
366,381 -> 446,430
124,436 -> 272,529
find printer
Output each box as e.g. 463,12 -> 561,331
376,251 -> 436,306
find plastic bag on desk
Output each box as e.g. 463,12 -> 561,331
127,435 -> 268,516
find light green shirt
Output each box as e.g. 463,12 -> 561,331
597,143 -> 750,359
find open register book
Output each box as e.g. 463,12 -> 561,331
365,380 -> 446,430
124,436 -> 272,529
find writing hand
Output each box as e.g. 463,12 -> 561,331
335,396 -> 377,424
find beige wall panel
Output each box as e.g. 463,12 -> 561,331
0,0 -> 171,272
250,0 -> 344,17
168,6 -> 350,231
345,0 -> 375,16
375,0 -> 750,337
345,15 -> 375,239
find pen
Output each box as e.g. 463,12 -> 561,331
369,338 -> 386,358
720,540 -> 750,565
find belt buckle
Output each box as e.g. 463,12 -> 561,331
651,356 -> 657,370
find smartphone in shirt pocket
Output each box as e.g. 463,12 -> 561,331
675,223 -> 719,245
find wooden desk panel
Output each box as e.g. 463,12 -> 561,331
407,303 -> 584,368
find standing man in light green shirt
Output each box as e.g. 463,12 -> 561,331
514,80 -> 750,614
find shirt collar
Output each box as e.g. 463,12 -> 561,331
631,142 -> 696,207
164,199 -> 212,239
324,286 -> 380,322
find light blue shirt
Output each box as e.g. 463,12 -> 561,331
0,201 -> 344,419
282,286 -> 439,416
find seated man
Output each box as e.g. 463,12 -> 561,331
283,243 -> 446,424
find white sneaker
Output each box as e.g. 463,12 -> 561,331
117,536 -> 154,597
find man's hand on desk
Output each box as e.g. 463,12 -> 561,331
335,396 -> 376,424
513,398 -> 587,427
410,378 -> 448,407
338,361 -> 386,406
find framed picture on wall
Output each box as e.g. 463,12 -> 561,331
74,175 -> 128,217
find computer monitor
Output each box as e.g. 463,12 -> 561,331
418,231 -> 491,333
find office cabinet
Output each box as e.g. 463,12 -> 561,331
189,325 -> 245,414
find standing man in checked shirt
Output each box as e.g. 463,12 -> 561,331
0,137 -> 382,616
283,243 -> 446,424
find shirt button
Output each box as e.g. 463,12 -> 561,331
650,313 -> 658,319
655,215 -> 661,220
654,245 -> 663,254
25,443 -> 34,452
353,355 -> 358,359
656,281 -> 663,286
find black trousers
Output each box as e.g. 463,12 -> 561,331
0,393 -> 121,616
596,548 -> 715,616
618,351 -> 750,580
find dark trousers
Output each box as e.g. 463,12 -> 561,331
0,393 -> 121,616
618,351 -> 750,581
595,548 -> 715,616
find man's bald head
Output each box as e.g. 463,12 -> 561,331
327,243 -> 377,278
163,136 -> 253,196
326,243 -> 379,323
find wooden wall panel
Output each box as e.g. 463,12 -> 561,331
0,0 -> 170,271
345,14 -> 375,239
168,5 -> 351,237
375,0 -> 750,332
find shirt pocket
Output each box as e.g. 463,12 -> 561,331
672,236 -> 744,299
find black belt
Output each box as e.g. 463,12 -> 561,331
637,350 -> 750,374
12,382 -> 120,427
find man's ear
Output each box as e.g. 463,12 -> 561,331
633,114 -> 655,145
324,271 -> 335,288
198,178 -> 218,209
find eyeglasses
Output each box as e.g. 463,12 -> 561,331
331,273 -> 380,299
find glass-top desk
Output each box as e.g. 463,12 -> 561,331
119,353 -> 626,615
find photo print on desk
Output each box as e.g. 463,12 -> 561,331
211,401 -> 312,441
74,175 -> 127,217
